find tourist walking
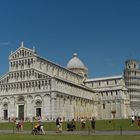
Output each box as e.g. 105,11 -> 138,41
58,117 -> 63,134
131,115 -> 135,126
81,117 -> 86,129
56,117 -> 60,133
91,117 -> 96,132
39,120 -> 45,135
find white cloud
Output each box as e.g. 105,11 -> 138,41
0,42 -> 10,46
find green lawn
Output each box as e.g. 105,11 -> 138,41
0,134 -> 140,140
0,119 -> 139,131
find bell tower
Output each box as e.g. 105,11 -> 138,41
124,59 -> 140,116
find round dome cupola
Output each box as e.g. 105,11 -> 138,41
67,53 -> 88,77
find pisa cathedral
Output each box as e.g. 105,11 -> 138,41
0,42 -> 139,121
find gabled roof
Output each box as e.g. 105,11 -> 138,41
9,42 -> 37,60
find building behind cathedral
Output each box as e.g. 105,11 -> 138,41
0,42 -> 139,121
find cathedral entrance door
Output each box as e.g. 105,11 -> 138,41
18,105 -> 24,120
3,110 -> 8,120
36,108 -> 41,117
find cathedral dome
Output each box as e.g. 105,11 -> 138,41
67,53 -> 87,70
67,53 -> 88,78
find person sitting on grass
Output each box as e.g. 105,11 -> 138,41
67,119 -> 76,131
32,122 -> 41,135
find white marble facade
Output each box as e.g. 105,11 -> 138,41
0,42 -> 131,121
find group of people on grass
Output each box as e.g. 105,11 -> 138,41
14,117 -> 45,135
80,117 -> 96,132
9,114 -> 140,136
55,116 -> 96,133
14,116 -> 96,134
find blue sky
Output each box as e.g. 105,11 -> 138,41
0,0 -> 140,78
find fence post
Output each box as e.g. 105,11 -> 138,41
120,125 -> 122,136
88,125 -> 90,135
87,119 -> 90,135
13,122 -> 15,134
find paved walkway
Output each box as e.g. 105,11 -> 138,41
0,130 -> 140,135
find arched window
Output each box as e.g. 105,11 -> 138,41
32,82 -> 34,87
22,50 -> 24,56
31,58 -> 33,63
21,60 -> 24,67
20,50 -> 22,56
20,72 -> 22,78
16,61 -> 18,67
32,70 -> 34,76
35,100 -> 42,117
103,103 -> 105,109
28,59 -> 30,65
3,103 -> 8,120
38,81 -> 41,89
17,52 -> 19,57
25,59 -> 27,65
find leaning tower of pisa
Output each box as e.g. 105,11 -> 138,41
124,60 -> 140,116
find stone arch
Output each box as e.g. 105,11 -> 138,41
2,97 -> 9,120
3,102 -> 8,109
34,95 -> 42,100
2,97 -> 9,103
44,93 -> 50,97
17,95 -> 25,102
35,100 -> 42,106
27,95 -> 33,100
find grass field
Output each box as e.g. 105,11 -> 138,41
0,134 -> 140,140
0,119 -> 139,131
0,119 -> 139,140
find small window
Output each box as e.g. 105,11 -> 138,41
106,81 -> 108,85
106,92 -> 108,96
134,64 -> 136,68
103,103 -> 105,109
